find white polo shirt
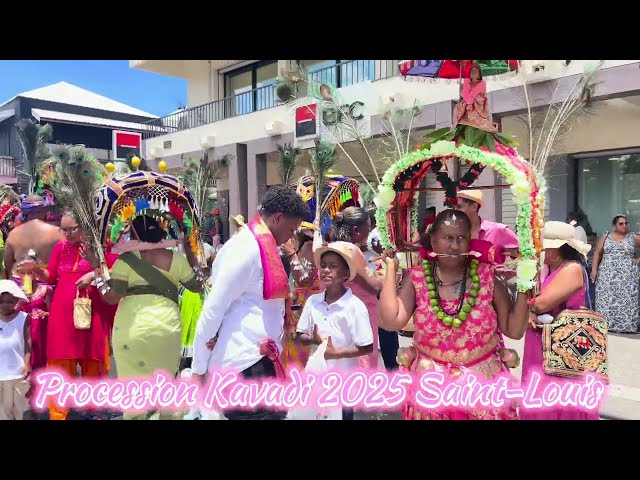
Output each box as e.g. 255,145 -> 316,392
297,288 -> 373,371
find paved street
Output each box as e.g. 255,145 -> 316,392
28,330 -> 638,421
356,331 -> 640,420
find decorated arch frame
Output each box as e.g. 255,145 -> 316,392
95,171 -> 203,259
374,141 -> 546,293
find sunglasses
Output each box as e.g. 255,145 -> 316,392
618,222 -> 629,226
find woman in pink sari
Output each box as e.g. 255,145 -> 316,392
521,221 -> 599,420
453,62 -> 499,134
378,209 -> 530,420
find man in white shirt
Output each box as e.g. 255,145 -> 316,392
192,185 -> 309,420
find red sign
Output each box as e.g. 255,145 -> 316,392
112,130 -> 142,160
295,104 -> 319,140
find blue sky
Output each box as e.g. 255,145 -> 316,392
0,60 -> 186,117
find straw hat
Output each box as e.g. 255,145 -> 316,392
230,214 -> 245,227
0,280 -> 27,301
542,221 -> 591,258
313,241 -> 366,281
457,189 -> 485,208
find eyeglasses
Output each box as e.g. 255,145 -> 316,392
60,226 -> 80,234
618,222 -> 629,226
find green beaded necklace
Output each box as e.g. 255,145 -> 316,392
422,258 -> 481,328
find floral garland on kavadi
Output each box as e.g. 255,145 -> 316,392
374,140 -> 546,293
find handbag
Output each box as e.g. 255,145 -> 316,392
542,267 -> 608,380
73,289 -> 92,330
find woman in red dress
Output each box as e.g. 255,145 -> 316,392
31,212 -> 118,420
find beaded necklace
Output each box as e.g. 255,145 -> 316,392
422,258 -> 480,328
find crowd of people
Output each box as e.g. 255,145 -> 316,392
0,178 -> 623,421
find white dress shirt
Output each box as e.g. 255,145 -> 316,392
297,288 -> 373,371
191,226 -> 286,375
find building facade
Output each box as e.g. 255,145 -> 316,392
0,81 -> 159,193
131,60 -> 640,238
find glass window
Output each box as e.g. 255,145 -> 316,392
256,62 -> 278,111
228,70 -> 253,115
224,61 -> 278,115
302,60 -> 338,86
340,60 -> 375,86
577,153 -> 640,235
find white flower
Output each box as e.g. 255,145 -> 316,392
374,185 -> 395,209
510,179 -> 531,203
429,140 -> 457,157
517,259 -> 538,282
382,170 -> 396,185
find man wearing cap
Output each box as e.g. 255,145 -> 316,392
456,189 -> 520,264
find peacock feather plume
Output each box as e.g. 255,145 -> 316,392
15,119 -> 53,194
275,65 -> 379,190
515,60 -> 602,173
276,143 -> 300,185
309,140 -> 336,227
180,151 -> 231,234
40,145 -> 108,270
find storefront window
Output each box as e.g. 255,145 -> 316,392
577,153 -> 640,236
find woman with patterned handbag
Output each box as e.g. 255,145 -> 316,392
522,221 -> 600,420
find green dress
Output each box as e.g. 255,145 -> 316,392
109,251 -> 198,420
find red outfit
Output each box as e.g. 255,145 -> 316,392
21,284 -> 52,372
45,241 -> 118,362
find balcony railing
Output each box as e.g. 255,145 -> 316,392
143,60 -> 401,139
0,156 -> 16,179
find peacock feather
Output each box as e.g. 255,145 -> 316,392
179,151 -> 232,238
275,65 -> 379,190
40,145 -> 108,271
276,143 -> 300,185
309,141 -> 337,227
515,60 -> 602,173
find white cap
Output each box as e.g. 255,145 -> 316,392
0,280 -> 28,301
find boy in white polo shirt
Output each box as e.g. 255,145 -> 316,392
296,241 -> 373,420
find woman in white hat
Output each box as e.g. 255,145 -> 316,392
522,220 -> 598,420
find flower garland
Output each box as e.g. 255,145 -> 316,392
374,140 -> 545,293
424,258 -> 481,328
431,159 -> 486,207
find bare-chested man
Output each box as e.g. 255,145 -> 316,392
4,194 -> 63,278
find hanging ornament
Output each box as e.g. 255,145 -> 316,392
105,162 -> 116,173
158,160 -> 167,173
131,156 -> 141,168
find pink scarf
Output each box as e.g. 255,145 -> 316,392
247,214 -> 289,300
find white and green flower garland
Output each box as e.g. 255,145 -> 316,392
374,140 -> 545,293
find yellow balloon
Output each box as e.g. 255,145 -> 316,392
158,160 -> 167,173
131,156 -> 141,167
105,162 -> 116,172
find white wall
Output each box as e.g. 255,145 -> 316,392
502,96 -> 640,157
146,60 -> 639,160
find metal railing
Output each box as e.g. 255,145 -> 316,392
0,156 -> 16,178
143,60 -> 401,139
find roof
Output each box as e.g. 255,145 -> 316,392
32,108 -> 164,133
0,109 -> 15,124
0,82 -> 158,118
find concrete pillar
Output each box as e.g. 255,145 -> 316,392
247,152 -> 268,217
228,143 -> 248,235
